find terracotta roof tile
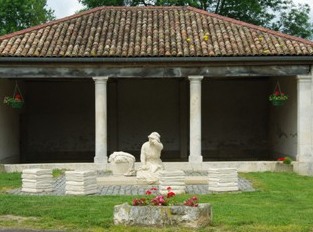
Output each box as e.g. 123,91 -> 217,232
0,6 -> 312,58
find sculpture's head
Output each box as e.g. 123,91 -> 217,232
148,132 -> 160,143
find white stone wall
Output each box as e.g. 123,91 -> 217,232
0,79 -> 20,163
294,71 -> 313,176
269,77 -> 297,160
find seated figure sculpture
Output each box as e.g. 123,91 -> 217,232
136,132 -> 164,184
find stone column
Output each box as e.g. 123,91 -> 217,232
93,77 -> 108,164
188,76 -> 203,163
295,69 -> 313,176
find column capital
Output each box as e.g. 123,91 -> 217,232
188,76 -> 203,81
297,75 -> 312,82
93,76 -> 109,82
297,66 -> 313,81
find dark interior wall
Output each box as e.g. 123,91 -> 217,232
202,78 -> 271,161
21,77 -> 275,163
108,79 -> 185,161
22,78 -> 185,163
22,80 -> 95,162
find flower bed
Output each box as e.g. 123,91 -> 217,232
114,186 -> 212,228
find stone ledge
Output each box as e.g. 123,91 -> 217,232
4,161 -> 279,173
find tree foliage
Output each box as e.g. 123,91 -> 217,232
0,0 -> 54,36
79,0 -> 124,7
79,0 -> 313,39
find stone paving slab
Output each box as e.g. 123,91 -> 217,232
9,171 -> 255,196
97,175 -> 209,185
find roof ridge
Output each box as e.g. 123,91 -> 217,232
187,6 -> 313,46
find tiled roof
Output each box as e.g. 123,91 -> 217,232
0,6 -> 312,58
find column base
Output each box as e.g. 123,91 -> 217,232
188,155 -> 203,163
294,162 -> 313,176
94,156 -> 107,164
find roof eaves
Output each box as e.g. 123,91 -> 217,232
0,56 -> 313,64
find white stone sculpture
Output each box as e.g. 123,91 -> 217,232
109,151 -> 136,176
136,132 -> 164,184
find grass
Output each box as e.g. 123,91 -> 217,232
0,172 -> 21,192
52,169 -> 68,178
0,172 -> 312,231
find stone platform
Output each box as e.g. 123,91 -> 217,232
9,171 -> 255,196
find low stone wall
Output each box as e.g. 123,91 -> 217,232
161,161 -> 278,172
275,163 -> 293,172
5,161 -> 307,175
0,164 -> 4,172
114,203 -> 212,228
4,163 -> 107,172
4,161 -> 278,173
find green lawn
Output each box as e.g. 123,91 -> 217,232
0,172 -> 312,232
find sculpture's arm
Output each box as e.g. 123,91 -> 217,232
154,141 -> 163,151
140,145 -> 146,165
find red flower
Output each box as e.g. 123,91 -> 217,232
132,198 -> 147,206
277,157 -> 285,161
167,186 -> 172,191
14,94 -> 22,100
274,91 -> 280,96
145,190 -> 152,195
167,191 -> 176,198
184,196 -> 199,207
